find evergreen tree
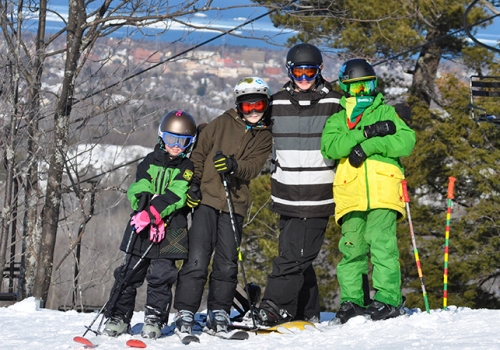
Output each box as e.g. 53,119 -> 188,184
401,69 -> 500,310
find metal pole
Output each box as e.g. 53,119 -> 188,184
220,171 -> 258,329
82,239 -> 153,337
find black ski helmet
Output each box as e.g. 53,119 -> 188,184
286,43 -> 323,68
338,58 -> 377,93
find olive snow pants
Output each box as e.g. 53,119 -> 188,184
337,209 -> 402,307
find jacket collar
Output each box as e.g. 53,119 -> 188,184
283,78 -> 332,102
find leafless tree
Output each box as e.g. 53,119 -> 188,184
0,0 -> 282,306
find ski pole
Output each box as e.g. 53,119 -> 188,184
443,176 -> 456,310
220,170 -> 258,330
82,238 -> 155,337
402,180 -> 430,314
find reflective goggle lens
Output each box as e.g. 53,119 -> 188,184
348,81 -> 375,96
290,66 -> 320,81
160,131 -> 193,149
237,99 -> 269,114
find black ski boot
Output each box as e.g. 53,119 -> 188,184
330,301 -> 367,325
367,297 -> 406,321
255,300 -> 292,326
206,309 -> 231,333
174,310 -> 195,334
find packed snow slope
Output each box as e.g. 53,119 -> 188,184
1,297 -> 499,349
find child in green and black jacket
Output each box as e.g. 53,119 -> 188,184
103,110 -> 196,339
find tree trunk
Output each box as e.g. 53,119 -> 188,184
19,0 -> 47,301
409,27 -> 444,108
33,0 -> 86,303
0,34 -> 21,292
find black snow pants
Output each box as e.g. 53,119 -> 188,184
109,255 -> 178,324
174,204 -> 243,313
262,215 -> 328,321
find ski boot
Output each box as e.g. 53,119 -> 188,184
330,301 -> 367,325
255,300 -> 292,326
367,297 -> 406,321
103,315 -> 129,337
174,310 -> 195,334
206,309 -> 230,333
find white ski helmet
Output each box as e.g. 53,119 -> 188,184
234,76 -> 271,101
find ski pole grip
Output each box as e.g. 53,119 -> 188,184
447,176 -> 456,199
402,180 -> 410,203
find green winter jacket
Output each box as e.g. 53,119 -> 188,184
121,144 -> 194,259
321,93 -> 416,225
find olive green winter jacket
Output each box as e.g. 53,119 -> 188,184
192,108 -> 272,217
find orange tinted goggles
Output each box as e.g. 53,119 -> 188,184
290,66 -> 320,81
237,99 -> 269,114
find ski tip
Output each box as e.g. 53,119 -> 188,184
126,339 -> 147,348
73,336 -> 95,347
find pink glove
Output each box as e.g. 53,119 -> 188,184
130,210 -> 150,233
149,206 -> 165,243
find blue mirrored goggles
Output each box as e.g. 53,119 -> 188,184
288,65 -> 321,81
160,131 -> 194,149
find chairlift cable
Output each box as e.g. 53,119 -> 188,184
75,1 -> 299,105
463,0 -> 500,54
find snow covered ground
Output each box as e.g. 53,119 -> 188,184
1,297 -> 499,349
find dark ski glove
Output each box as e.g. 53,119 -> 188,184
364,120 -> 396,138
135,192 -> 152,212
349,144 -> 367,168
213,152 -> 238,175
186,181 -> 202,208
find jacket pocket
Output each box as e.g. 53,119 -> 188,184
334,162 -> 362,214
374,164 -> 405,209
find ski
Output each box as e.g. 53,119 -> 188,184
204,328 -> 249,340
174,329 -> 200,344
231,320 -> 317,334
126,339 -> 147,348
73,336 -> 96,348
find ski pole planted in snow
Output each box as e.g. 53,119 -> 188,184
443,176 -> 456,310
402,180 -> 430,314
220,167 -> 258,330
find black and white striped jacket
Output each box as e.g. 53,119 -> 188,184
270,79 -> 342,218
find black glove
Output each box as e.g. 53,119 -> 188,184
135,192 -> 152,212
213,152 -> 238,174
364,120 -> 396,138
394,102 -> 411,123
186,182 -> 202,208
349,144 -> 367,168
